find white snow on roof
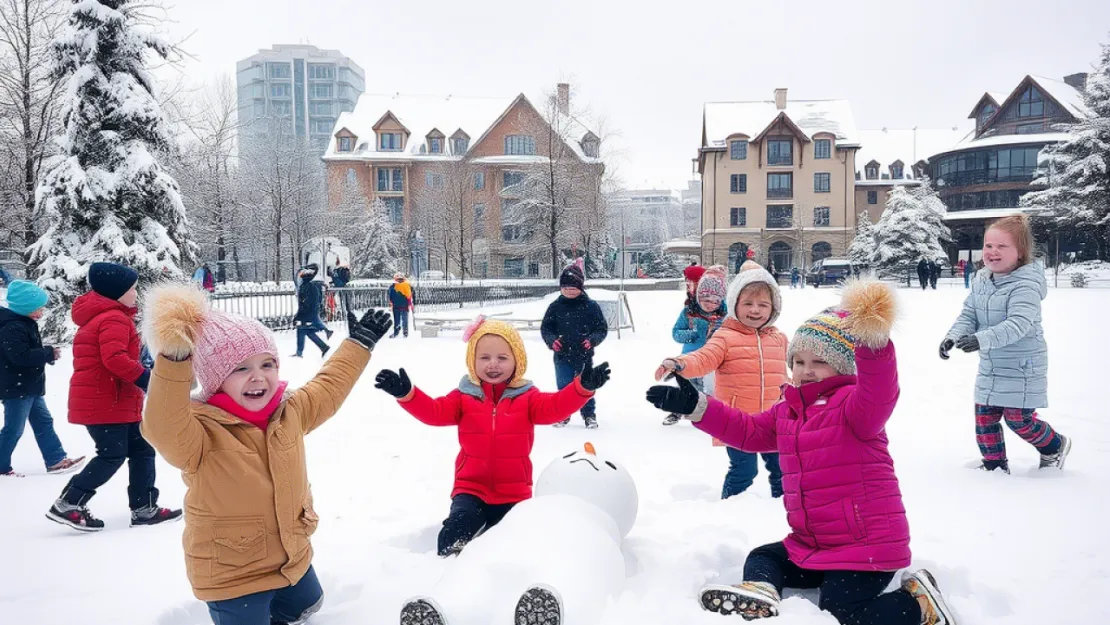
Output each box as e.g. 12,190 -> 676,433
1031,75 -> 1091,120
987,92 -> 1007,105
855,126 -> 973,178
942,207 -> 1032,222
941,131 -> 1073,155
703,99 -> 859,148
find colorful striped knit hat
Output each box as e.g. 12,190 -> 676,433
787,307 -> 858,375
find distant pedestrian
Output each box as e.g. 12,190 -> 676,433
292,264 -> 331,358
543,259 -> 609,429
388,273 -> 414,338
916,259 -> 929,290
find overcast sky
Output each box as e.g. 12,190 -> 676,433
160,0 -> 1109,190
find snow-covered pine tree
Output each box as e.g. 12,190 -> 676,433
873,185 -> 949,278
353,198 -> 402,279
27,0 -> 192,338
1021,40 -> 1110,260
847,211 -> 877,270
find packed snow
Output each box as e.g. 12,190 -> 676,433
1,286 -> 1107,624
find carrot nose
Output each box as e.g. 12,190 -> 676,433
583,442 -> 596,455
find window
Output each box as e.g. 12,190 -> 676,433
252,101 -> 265,117
307,64 -> 334,80
977,103 -> 996,130
527,262 -> 540,277
767,139 -> 793,166
766,205 -> 793,228
270,83 -> 291,98
503,171 -> 525,189
270,100 -> 291,116
383,197 -> 404,225
730,207 -> 746,227
310,84 -> 332,99
379,132 -> 402,151
310,118 -> 334,134
730,140 -> 748,160
865,165 -> 879,180
1016,122 -> 1044,134
453,137 -> 469,154
473,171 -> 485,190
501,224 -> 525,242
730,174 -> 747,193
310,101 -> 333,116
268,63 -> 291,79
814,172 -> 831,193
1017,87 -> 1044,118
767,173 -> 793,198
338,136 -> 353,152
504,135 -> 536,155
503,258 -> 525,277
473,204 -> 485,234
932,147 -> 1042,187
582,138 -> 599,158
867,190 -> 878,205
425,172 -> 444,190
429,137 -> 442,153
377,168 -> 403,192
813,206 -> 830,226
942,189 -> 1028,212
345,168 -> 357,186
891,165 -> 904,179
814,139 -> 831,159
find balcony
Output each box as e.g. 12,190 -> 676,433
767,187 -> 793,199
767,155 -> 793,166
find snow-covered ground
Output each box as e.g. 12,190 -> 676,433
2,286 -> 1106,624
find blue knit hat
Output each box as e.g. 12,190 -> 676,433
5,280 -> 48,316
88,262 -> 139,300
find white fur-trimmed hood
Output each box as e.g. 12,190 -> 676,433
725,263 -> 782,327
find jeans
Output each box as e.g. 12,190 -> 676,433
207,565 -> 323,625
554,358 -> 595,417
723,447 -> 783,499
62,422 -> 157,510
1,396 -> 67,473
438,493 -> 515,556
295,320 -> 328,356
744,542 -> 919,625
391,308 -> 409,337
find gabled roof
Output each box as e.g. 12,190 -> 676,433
967,92 -> 1005,119
975,75 -> 1091,136
702,99 -> 860,150
751,112 -> 812,144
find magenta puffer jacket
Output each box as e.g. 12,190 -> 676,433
694,341 -> 910,572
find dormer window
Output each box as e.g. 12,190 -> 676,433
452,137 -> 469,154
977,103 -> 996,131
865,163 -> 879,180
338,136 -> 353,153
890,161 -> 904,179
380,132 -> 402,151
582,138 -> 599,158
1017,86 -> 1044,118
429,137 -> 443,154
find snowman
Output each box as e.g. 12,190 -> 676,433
400,442 -> 638,625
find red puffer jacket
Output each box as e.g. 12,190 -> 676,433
68,292 -> 146,425
398,375 -> 593,504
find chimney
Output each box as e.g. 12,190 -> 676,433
774,88 -> 788,110
1064,72 -> 1088,92
557,83 -> 570,115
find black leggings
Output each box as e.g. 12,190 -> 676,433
744,542 -> 920,625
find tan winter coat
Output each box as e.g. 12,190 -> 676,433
141,341 -> 370,602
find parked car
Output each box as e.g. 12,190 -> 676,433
807,258 -> 853,287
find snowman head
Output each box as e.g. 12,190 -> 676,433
535,442 -> 639,538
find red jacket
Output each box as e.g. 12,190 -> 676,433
398,375 -> 593,504
68,292 -> 147,425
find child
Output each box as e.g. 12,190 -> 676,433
940,214 -> 1070,473
683,263 -> 707,305
388,272 -> 414,338
541,259 -> 609,429
646,280 -> 958,625
375,316 -> 610,557
46,262 -> 179,531
139,283 -> 391,625
293,264 -> 331,357
1,280 -> 85,477
656,260 -> 785,499
663,265 -> 728,426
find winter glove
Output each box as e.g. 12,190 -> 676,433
956,335 -> 980,353
45,346 -> 58,365
654,358 -> 684,381
582,339 -> 592,351
135,369 -> 151,393
375,368 -> 412,398
645,374 -> 699,415
939,338 -> 954,360
347,309 -> 392,350
579,359 -> 611,391
552,338 -> 563,352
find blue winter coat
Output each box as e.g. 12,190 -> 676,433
295,280 -> 323,324
946,262 -> 1049,409
0,307 -> 56,399
671,302 -> 727,354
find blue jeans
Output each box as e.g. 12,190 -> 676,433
554,358 -> 594,418
1,397 -> 67,473
295,320 -> 328,356
391,308 -> 409,337
723,447 -> 783,499
207,565 -> 323,625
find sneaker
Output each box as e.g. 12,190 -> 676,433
699,581 -> 780,618
46,456 -> 87,475
46,501 -> 104,532
400,597 -> 447,625
976,459 -> 1010,474
901,569 -> 957,625
553,418 -> 571,428
515,585 -> 562,625
1039,434 -> 1072,470
583,415 -> 598,430
131,506 -> 183,527
2,469 -> 25,478
662,413 -> 682,426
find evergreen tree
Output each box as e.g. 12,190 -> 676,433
640,248 -> 683,278
353,199 -> 402,279
847,211 -> 877,270
27,0 -> 192,338
873,185 -> 949,277
1021,40 -> 1110,260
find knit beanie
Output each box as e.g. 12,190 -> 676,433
5,280 -> 48,316
683,264 -> 707,283
463,315 -> 528,387
559,258 -> 586,290
88,262 -> 139,300
695,265 -> 727,302
787,308 -> 858,376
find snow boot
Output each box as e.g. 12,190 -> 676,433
583,415 -> 598,430
553,418 -> 571,428
699,581 -> 780,619
901,569 -> 957,625
131,505 -> 183,527
46,500 -> 104,532
976,459 -> 1009,474
400,597 -> 448,625
1039,434 -> 1072,470
46,456 -> 87,475
321,344 -> 331,358
277,595 -> 323,625
662,413 -> 682,426
514,585 -> 562,625
438,538 -> 469,558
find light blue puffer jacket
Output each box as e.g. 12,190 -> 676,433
947,262 -> 1048,409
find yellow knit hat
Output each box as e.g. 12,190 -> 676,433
464,316 -> 528,387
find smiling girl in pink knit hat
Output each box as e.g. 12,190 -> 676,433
138,283 -> 391,625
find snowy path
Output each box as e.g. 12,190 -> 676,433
1,287 -> 1106,624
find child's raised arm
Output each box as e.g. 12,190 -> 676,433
841,280 -> 900,440
377,368 -> 464,426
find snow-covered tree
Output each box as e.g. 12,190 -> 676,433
353,198 -> 402,279
1021,40 -> 1110,260
873,185 -> 949,277
848,210 -> 876,270
28,0 -> 192,338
